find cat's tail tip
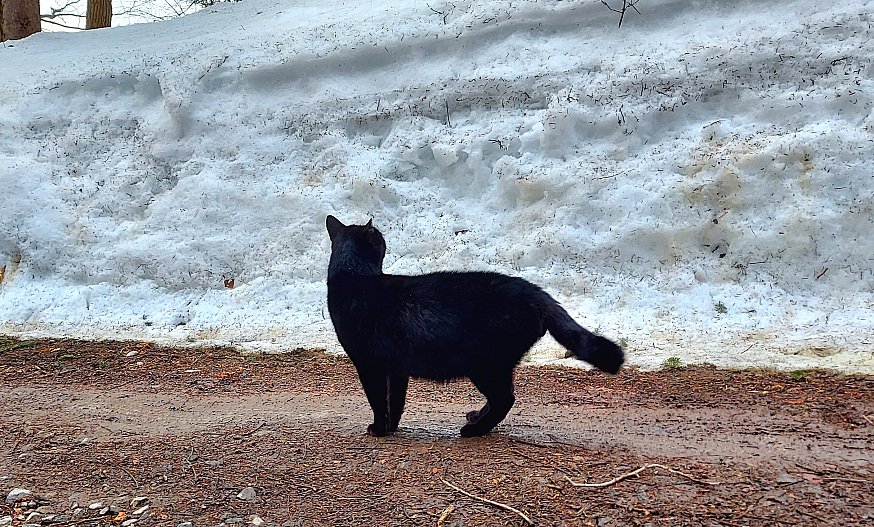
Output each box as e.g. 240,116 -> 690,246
578,334 -> 624,375
544,298 -> 624,374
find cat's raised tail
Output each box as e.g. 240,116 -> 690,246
543,296 -> 624,374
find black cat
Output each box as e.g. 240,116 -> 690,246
325,215 -> 624,437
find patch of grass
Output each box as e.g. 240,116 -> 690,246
0,339 -> 38,354
789,370 -> 809,381
714,301 -> 728,314
662,357 -> 683,368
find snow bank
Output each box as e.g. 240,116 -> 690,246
1,0 -> 873,372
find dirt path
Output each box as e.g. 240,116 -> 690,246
1,338 -> 872,526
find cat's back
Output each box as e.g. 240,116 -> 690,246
383,270 -> 547,320
401,270 -> 544,297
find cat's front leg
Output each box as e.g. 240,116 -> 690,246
354,363 -> 392,436
366,422 -> 391,437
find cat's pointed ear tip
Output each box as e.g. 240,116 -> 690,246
366,218 -> 373,228
326,215 -> 345,238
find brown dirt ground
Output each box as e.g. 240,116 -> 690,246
0,337 -> 872,527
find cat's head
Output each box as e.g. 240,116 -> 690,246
326,215 -> 386,277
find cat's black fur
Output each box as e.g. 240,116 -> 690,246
325,215 -> 624,437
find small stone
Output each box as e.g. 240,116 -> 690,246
251,516 -> 264,526
236,487 -> 256,501
130,497 -> 149,508
597,517 -> 613,527
121,519 -> 138,527
6,488 -> 31,504
88,502 -> 104,510
35,506 -> 55,514
109,505 -> 121,514
225,518 -> 244,525
68,492 -> 87,506
176,522 -> 193,527
49,516 -> 71,524
99,507 -> 110,515
25,513 -> 42,523
776,472 -> 801,485
0,516 -> 12,526
132,505 -> 149,516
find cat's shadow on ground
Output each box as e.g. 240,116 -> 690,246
359,425 -> 552,446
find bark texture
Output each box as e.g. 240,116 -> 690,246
86,0 -> 112,29
0,0 -> 40,41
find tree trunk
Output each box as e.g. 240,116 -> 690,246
0,0 -> 41,42
86,0 -> 112,29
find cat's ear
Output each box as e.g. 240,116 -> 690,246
365,218 -> 373,230
326,215 -> 345,241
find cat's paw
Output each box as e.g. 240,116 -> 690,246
466,403 -> 490,423
465,410 -> 482,423
460,423 -> 491,437
366,423 -> 392,437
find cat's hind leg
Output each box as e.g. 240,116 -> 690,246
465,403 -> 489,423
460,369 -> 516,437
388,373 -> 409,433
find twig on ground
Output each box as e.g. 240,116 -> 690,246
545,433 -> 585,448
440,478 -> 534,525
821,476 -> 871,484
798,509 -> 830,524
862,414 -> 873,425
564,463 -> 719,488
437,504 -> 455,527
507,436 -> 547,448
120,467 -> 140,488
794,462 -> 826,475
184,456 -> 198,483
241,421 -> 265,437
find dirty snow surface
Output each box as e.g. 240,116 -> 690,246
1,0 -> 872,372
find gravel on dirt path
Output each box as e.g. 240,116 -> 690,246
0,337 -> 871,526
